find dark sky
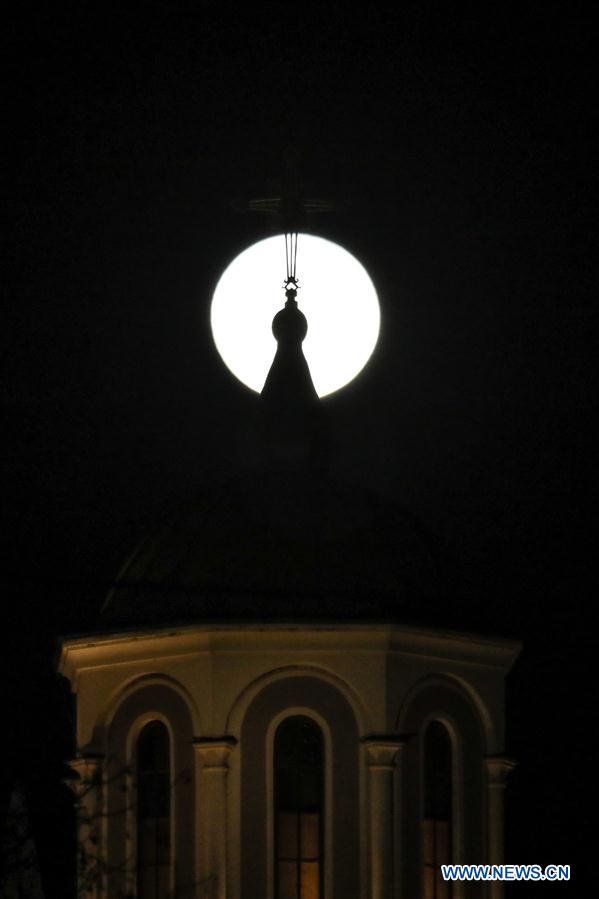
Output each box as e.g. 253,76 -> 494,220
3,2 -> 596,894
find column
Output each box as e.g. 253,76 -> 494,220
193,737 -> 237,899
66,755 -> 105,899
390,739 -> 409,899
485,755 -> 517,899
364,738 -> 403,899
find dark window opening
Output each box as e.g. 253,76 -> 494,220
275,716 -> 324,899
422,720 -> 453,899
137,721 -> 171,899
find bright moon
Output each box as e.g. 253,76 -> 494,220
210,234 -> 380,397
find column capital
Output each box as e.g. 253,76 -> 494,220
64,755 -> 104,795
363,736 -> 408,769
485,755 -> 517,786
193,737 -> 237,769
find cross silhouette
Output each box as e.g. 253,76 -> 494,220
231,147 -> 335,234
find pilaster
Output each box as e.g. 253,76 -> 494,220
66,755 -> 105,899
485,755 -> 517,899
193,737 -> 237,899
364,738 -> 404,899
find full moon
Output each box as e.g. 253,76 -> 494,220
210,234 -> 380,397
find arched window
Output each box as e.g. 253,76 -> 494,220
275,716 -> 324,899
422,720 -> 453,899
137,720 -> 171,899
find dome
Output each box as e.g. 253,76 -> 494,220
102,470 -> 444,626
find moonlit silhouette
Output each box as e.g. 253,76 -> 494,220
210,234 -> 380,397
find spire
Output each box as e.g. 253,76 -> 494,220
234,153 -> 333,470
259,279 -> 323,471
261,285 -> 317,407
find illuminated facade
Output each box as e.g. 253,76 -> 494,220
59,617 -> 518,899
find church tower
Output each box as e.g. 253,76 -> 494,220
58,217 -> 520,899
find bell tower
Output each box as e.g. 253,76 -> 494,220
58,169 -> 520,899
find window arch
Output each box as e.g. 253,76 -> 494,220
275,715 -> 324,899
422,720 -> 453,899
241,676 -> 360,899
136,720 -> 171,899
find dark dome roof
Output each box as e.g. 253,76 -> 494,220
102,470 -> 445,626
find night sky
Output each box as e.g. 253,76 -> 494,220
3,3 -> 595,894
